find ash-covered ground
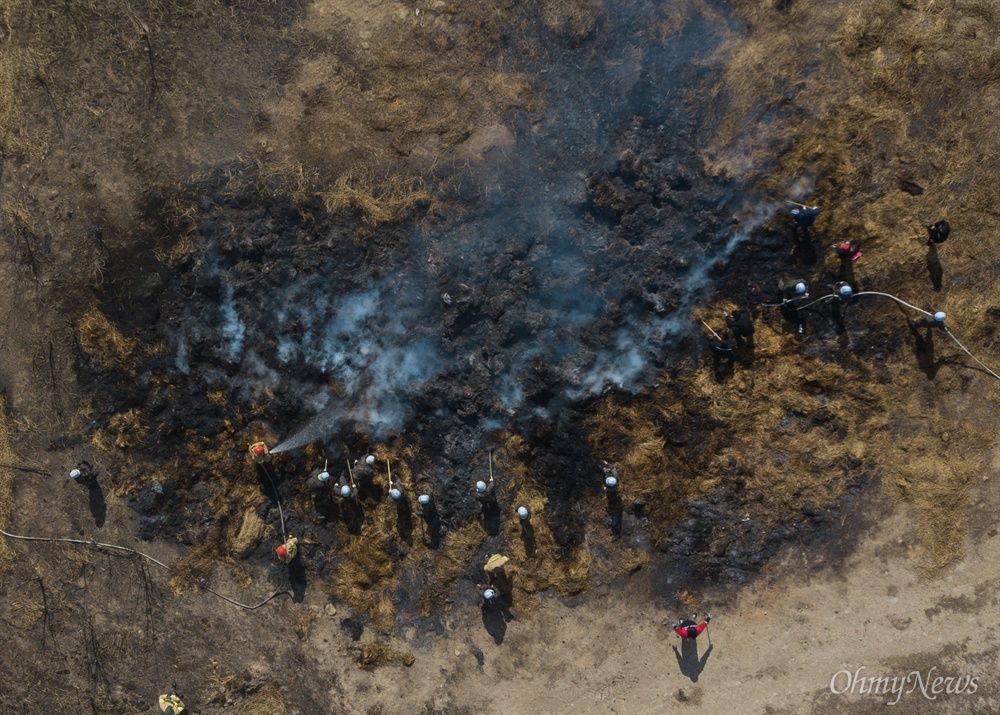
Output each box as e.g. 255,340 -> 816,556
70,0 -> 880,603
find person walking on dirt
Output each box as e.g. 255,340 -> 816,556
276,536 -> 298,564
926,220 -> 951,245
672,613 -> 712,640
68,461 -> 97,487
158,687 -> 187,714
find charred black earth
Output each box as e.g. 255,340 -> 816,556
76,0 -> 868,602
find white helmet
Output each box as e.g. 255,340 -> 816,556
476,480 -> 488,493
605,475 -> 618,489
365,455 -> 376,465
418,494 -> 431,505
69,469 -> 81,480
483,588 -> 495,600
317,471 -> 331,483
933,311 -> 946,323
340,484 -> 353,497
517,506 -> 530,520
838,284 -> 853,297
795,282 -> 807,295
389,488 -> 402,501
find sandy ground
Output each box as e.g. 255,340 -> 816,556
320,476 -> 998,715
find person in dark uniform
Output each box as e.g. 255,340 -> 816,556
926,220 -> 951,245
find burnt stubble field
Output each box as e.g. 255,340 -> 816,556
1,0 -> 999,712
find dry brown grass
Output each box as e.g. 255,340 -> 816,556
0,396 -> 15,567
237,683 -> 288,715
91,408 -> 148,452
328,536 -> 398,633
540,0 -> 602,41
77,307 -> 139,372
321,167 -> 435,227
228,509 -> 270,559
417,523 -> 486,617
692,0 -> 1000,569
355,641 -> 415,669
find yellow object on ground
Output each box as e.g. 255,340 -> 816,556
484,554 -> 509,572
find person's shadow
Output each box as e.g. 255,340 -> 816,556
672,639 -> 713,682
789,234 -> 817,266
395,496 -> 414,544
421,509 -> 442,549
926,244 -> 943,291
342,500 -> 364,535
519,521 -> 537,557
88,482 -> 107,528
481,600 -> 513,645
910,324 -> 944,379
480,497 -> 501,537
606,491 -> 623,536
288,555 -> 307,603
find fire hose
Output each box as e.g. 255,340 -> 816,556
0,529 -> 290,610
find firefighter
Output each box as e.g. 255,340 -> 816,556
68,461 -> 97,487
276,536 -> 298,565
249,442 -> 270,464
158,688 -> 187,715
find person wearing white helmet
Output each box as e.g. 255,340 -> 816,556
339,482 -> 357,499
779,278 -> 809,303
909,311 -> 947,331
833,282 -> 854,300
602,461 -> 620,493
389,483 -> 403,501
307,468 -> 332,494
68,461 -> 97,487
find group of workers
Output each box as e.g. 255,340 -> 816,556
703,205 -> 952,356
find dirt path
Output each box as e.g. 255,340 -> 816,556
317,472 -> 996,715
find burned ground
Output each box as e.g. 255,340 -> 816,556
1,0 -> 1000,712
